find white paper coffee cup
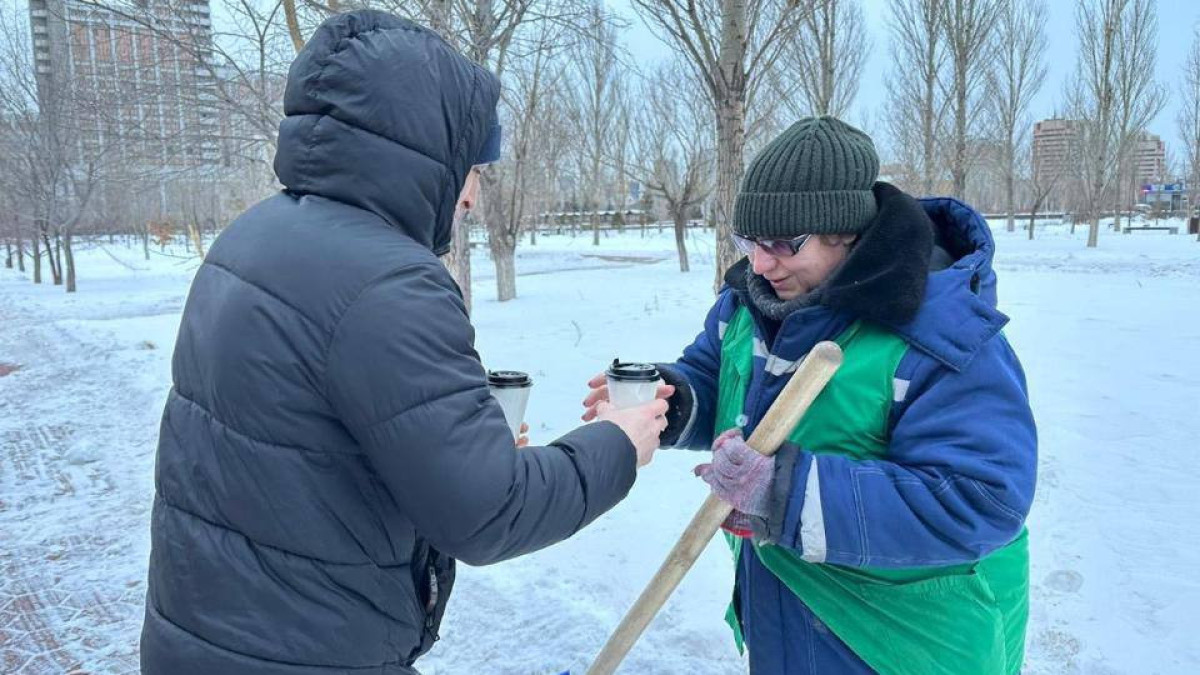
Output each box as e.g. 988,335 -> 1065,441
488,370 -> 532,440
605,360 -> 662,410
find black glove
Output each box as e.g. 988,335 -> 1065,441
654,363 -> 695,447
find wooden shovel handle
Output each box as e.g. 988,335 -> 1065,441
586,342 -> 844,675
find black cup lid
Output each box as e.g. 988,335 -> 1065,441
488,370 -> 532,388
606,359 -> 660,382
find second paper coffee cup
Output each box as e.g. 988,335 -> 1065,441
487,370 -> 532,440
605,360 -> 662,410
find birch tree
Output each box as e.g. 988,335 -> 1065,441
986,0 -> 1046,231
885,0 -> 947,195
481,32 -> 565,301
1179,27 -> 1200,239
0,4 -> 111,292
1109,2 -> 1165,231
385,0 -> 561,312
1067,0 -> 1164,248
567,5 -> 623,247
627,63 -> 715,272
779,0 -> 869,119
940,0 -> 1005,198
629,0 -> 815,289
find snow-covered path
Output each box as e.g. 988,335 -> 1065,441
1,225 -> 1198,674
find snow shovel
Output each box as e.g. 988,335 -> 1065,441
585,341 -> 844,675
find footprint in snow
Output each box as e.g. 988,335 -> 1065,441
1045,569 -> 1084,593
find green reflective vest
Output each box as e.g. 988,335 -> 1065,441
715,305 -> 1029,675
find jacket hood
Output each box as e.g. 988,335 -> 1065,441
273,11 -> 500,255
898,193 -> 1009,371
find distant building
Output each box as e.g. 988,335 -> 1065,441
1032,119 -> 1168,212
28,0 -> 220,172
1129,132 -> 1166,187
1031,118 -> 1082,211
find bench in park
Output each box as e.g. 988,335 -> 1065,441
1123,225 -> 1179,234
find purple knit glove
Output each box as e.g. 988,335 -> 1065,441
694,429 -> 775,538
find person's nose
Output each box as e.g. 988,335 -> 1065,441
750,247 -> 775,275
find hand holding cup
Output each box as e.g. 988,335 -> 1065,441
581,360 -> 675,422
594,398 -> 670,467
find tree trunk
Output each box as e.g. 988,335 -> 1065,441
16,236 -> 24,273
673,210 -> 690,272
921,32 -> 939,196
592,211 -> 601,246
952,63 -> 968,198
713,0 -> 748,289
32,232 -> 42,284
443,170 -> 484,315
189,221 -> 206,258
65,231 -> 76,293
53,233 -> 63,285
4,240 -> 11,269
714,95 -> 746,288
282,0 -> 305,53
143,228 -> 150,260
491,236 -> 518,302
442,223 -> 473,314
427,0 -> 452,37
41,228 -> 61,285
1112,159 -> 1124,232
1005,171 -> 1016,232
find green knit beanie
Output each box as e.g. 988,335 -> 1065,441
733,116 -> 879,238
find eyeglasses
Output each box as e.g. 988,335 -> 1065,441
731,232 -> 813,258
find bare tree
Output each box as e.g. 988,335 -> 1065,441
1067,0 -> 1165,248
1024,140 -> 1067,240
627,63 -> 716,272
481,30 -> 566,301
779,0 -> 869,119
523,87 -> 574,245
1105,7 -> 1165,232
1180,27 -> 1200,239
940,0 -> 1005,198
383,0 -> 556,313
0,4 -> 114,292
629,0 -> 814,288
987,0 -> 1047,231
886,0 -> 948,195
62,0 -> 289,266
566,5 -> 623,247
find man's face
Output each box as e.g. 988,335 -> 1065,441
454,166 -> 484,223
749,234 -> 854,300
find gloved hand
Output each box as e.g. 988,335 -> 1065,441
694,429 -> 775,538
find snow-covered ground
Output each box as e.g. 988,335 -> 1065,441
1,220 -> 1198,674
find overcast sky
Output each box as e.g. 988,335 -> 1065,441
610,0 -> 1200,161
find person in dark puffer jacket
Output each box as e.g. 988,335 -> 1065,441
139,11 -> 669,674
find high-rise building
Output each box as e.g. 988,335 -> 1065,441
28,0 -> 219,173
1032,119 -> 1169,211
1031,118 -> 1081,191
1130,131 -> 1166,186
